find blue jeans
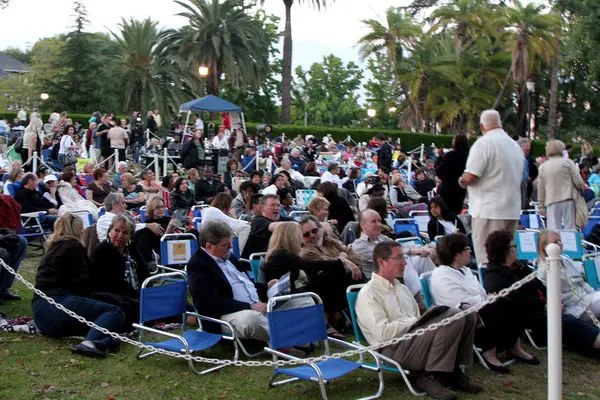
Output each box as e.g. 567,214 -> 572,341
0,236 -> 28,293
32,295 -> 125,347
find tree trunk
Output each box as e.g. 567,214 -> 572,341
516,85 -> 528,137
547,42 -> 560,140
280,0 -> 293,124
493,65 -> 513,110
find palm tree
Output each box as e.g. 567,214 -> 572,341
547,41 -> 560,139
110,18 -> 195,116
162,0 -> 270,98
357,7 -> 422,129
500,1 -> 561,135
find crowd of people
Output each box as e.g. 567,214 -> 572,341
1,108 -> 600,399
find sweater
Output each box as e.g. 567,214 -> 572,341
538,156 -> 585,209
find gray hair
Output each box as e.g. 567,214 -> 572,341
298,214 -> 322,229
281,159 -> 291,167
290,148 -> 300,156
116,161 -> 127,169
104,193 -> 124,212
479,110 -> 502,130
517,137 -> 531,146
108,213 -> 136,235
546,140 -> 565,157
199,220 -> 233,247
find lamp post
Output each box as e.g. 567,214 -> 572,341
526,80 -> 535,139
39,93 -> 49,113
367,108 -> 376,128
198,65 -> 209,97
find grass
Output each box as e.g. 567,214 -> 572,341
1,254 -> 600,400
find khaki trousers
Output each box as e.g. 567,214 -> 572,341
220,296 -> 314,343
381,309 -> 477,373
472,218 -> 518,265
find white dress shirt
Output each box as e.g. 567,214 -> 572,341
429,265 -> 485,307
321,170 -> 342,188
204,248 -> 259,304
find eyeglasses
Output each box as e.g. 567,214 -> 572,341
303,227 -> 320,238
386,255 -> 409,262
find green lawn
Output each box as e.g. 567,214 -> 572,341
1,254 -> 600,400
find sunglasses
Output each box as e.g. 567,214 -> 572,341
302,227 -> 319,238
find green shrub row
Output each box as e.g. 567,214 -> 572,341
1,111 -> 591,158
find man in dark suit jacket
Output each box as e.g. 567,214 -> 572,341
188,220 -> 313,341
376,134 -> 393,170
194,166 -> 221,203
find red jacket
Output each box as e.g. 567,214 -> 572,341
0,194 -> 22,231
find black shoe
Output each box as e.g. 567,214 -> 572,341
482,357 -> 511,374
96,338 -> 121,354
71,343 -> 107,358
506,350 -> 541,365
0,291 -> 21,301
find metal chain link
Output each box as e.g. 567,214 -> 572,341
0,258 -> 538,367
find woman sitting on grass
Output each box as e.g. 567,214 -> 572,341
32,213 -> 125,358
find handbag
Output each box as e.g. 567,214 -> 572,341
574,194 -> 588,227
14,136 -> 23,153
64,153 -> 78,165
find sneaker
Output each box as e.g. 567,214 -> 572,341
446,370 -> 484,394
413,374 -> 458,400
71,343 -> 107,358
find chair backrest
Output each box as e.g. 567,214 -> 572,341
582,216 -> 600,239
267,294 -> 327,350
232,235 -> 240,259
139,273 -> 187,323
1,173 -> 8,183
191,205 -> 209,219
289,210 -> 309,221
395,237 -> 424,247
71,210 -> 94,229
295,189 -> 316,209
478,263 -> 488,285
249,252 -> 267,283
559,230 -> 584,260
408,211 -> 430,233
393,218 -> 419,237
346,284 -> 367,344
83,224 -> 99,256
419,271 -> 434,308
193,217 -> 202,232
515,230 -> 539,261
139,206 -> 147,222
159,233 -> 198,266
98,206 -> 106,217
520,210 -> 543,230
582,253 -> 600,290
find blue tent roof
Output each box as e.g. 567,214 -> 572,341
180,95 -> 242,113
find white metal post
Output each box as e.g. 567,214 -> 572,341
154,154 -> 159,182
420,143 -> 424,162
32,151 -> 38,174
546,243 -> 563,400
163,147 -> 168,177
114,149 -> 119,173
407,158 -> 412,182
89,145 -> 96,165
183,110 -> 191,133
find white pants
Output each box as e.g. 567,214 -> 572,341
584,291 -> 600,318
546,200 -> 575,231
220,296 -> 315,342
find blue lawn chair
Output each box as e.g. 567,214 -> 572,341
582,216 -> 600,240
159,233 -> 198,272
515,230 -> 539,262
582,253 -> 600,290
265,292 -> 384,400
519,210 -> 544,230
559,230 -> 584,260
232,235 -> 240,259
132,271 -> 238,375
249,252 -> 267,284
393,218 -> 420,237
346,285 -> 423,397
191,205 -> 209,219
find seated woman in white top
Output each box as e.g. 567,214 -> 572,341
57,170 -> 99,219
429,233 -> 538,374
199,193 -> 250,253
537,230 -> 600,319
262,173 -> 286,196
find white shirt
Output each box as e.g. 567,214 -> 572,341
58,135 -> 75,155
262,184 -> 278,195
429,265 -> 485,307
96,212 -> 146,241
321,170 -> 342,188
212,135 -> 228,149
204,248 -> 259,304
195,118 -> 204,130
199,207 -> 249,231
464,129 -> 524,219
17,110 -> 26,121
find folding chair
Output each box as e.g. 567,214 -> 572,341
265,292 -> 384,400
71,210 -> 94,229
346,284 -> 424,397
559,230 -> 585,260
289,210 -> 310,221
232,235 -> 240,259
582,252 -> 600,290
191,204 -> 209,219
582,216 -> 600,240
393,218 -> 420,238
519,210 -> 544,230
408,211 -> 430,238
515,230 -> 539,262
395,237 -> 425,248
418,272 -> 514,371
159,233 -> 198,273
295,189 -> 316,209
248,252 -> 267,283
132,271 -> 238,375
19,211 -> 51,254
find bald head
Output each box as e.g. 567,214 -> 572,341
360,209 -> 382,240
479,110 -> 502,133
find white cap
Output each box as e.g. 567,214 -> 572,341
44,175 -> 57,184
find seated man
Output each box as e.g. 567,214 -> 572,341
188,220 -> 312,343
112,161 -> 128,189
240,194 -> 263,222
275,158 -> 305,183
14,173 -> 59,229
351,210 -> 433,300
96,193 -> 163,242
356,241 -> 482,399
232,181 -> 259,218
195,166 -> 221,204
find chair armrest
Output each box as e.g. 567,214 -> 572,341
327,337 -> 381,372
583,240 -> 600,252
263,347 -> 303,361
158,265 -> 185,274
131,323 -> 190,352
185,312 -> 236,340
21,211 -> 47,218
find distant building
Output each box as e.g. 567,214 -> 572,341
0,51 -> 29,76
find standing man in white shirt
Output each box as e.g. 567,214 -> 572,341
459,110 -> 524,265
194,113 -> 204,131
153,109 -> 162,128
17,106 -> 27,126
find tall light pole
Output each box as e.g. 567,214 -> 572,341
367,108 -> 376,128
198,66 -> 209,97
526,79 -> 535,139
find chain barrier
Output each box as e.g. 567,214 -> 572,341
0,258 -> 538,367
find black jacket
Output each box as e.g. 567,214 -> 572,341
187,248 -> 267,331
180,139 -> 204,169
89,240 -> 149,299
525,154 -> 538,198
324,194 -> 355,232
427,213 -> 466,239
414,178 -> 436,197
15,188 -> 53,213
34,239 -> 91,299
194,178 -> 220,203
435,150 -> 469,215
377,142 -> 393,170
170,190 -> 195,213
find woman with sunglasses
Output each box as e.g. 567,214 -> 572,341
429,233 -> 538,374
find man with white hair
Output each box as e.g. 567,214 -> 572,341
275,158 -> 304,182
288,148 -> 305,173
459,110 -> 524,265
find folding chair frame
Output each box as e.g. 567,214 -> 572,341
133,272 -> 239,375
266,292 -> 384,400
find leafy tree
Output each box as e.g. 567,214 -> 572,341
363,53 -> 400,129
292,54 -> 363,127
1,47 -> 32,64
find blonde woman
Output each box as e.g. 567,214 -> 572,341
307,196 -> 340,239
578,141 -> 598,170
21,117 -> 43,171
120,172 -> 145,210
32,213 -> 125,358
538,140 -> 585,230
537,231 -> 600,320
264,222 -> 359,337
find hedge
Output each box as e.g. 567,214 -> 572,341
0,111 -> 591,158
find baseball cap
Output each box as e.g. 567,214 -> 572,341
44,175 -> 57,184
